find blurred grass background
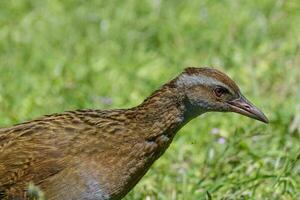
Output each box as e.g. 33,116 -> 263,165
0,0 -> 300,199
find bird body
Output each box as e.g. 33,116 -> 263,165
0,67 -> 268,200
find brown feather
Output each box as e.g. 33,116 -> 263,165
0,67 -> 246,200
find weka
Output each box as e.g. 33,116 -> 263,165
0,67 -> 268,200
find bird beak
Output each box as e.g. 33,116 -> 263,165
227,95 -> 269,124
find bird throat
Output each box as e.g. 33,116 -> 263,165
80,86 -> 201,200
106,86 -> 202,198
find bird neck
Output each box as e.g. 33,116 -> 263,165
89,85 -> 205,199
133,85 -> 202,140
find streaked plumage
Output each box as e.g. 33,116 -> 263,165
0,67 -> 268,200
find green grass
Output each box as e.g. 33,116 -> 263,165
1,0 -> 300,199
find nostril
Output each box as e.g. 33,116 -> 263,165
245,105 -> 251,111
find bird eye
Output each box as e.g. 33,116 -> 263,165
214,87 -> 229,97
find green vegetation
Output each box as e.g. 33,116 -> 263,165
1,0 -> 300,199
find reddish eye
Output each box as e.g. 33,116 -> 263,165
214,87 -> 229,97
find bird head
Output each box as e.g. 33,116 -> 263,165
175,67 -> 268,123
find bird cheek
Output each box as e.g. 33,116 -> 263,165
223,104 -> 231,112
215,101 -> 230,111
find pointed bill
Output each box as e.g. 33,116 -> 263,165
227,95 -> 269,123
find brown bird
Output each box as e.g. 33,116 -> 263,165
0,67 -> 268,200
